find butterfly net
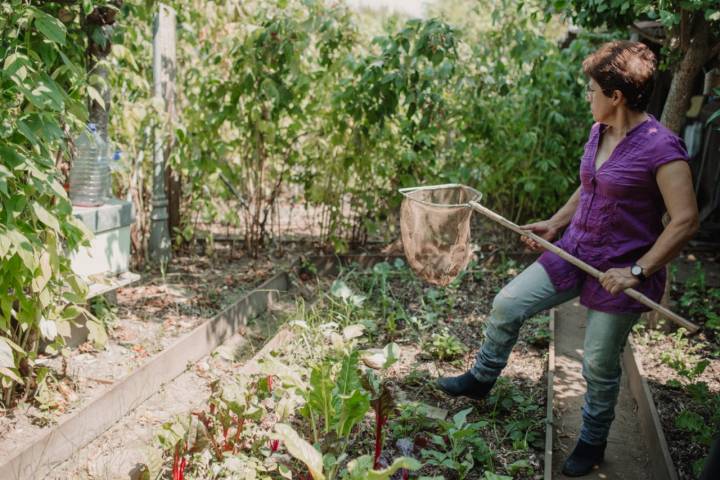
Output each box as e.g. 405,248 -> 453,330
399,184 -> 481,286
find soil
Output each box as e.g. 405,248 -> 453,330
41,250 -> 549,479
0,245 -> 290,468
0,235 -> 550,479
632,249 -> 720,480
48,291 -> 300,479
372,255 -> 548,478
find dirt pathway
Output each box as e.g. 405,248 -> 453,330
552,300 -> 651,479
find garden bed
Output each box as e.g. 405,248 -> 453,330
632,250 -> 720,480
127,253 -> 552,480
0,247 -> 286,476
48,289 -> 301,479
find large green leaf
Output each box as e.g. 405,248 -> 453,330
335,351 -> 361,396
0,337 -> 15,368
274,423 -> 325,480
32,202 -> 60,231
308,363 -> 335,432
7,229 -> 36,271
346,456 -> 421,479
336,389 -> 370,437
33,9 -> 66,45
86,317 -> 108,349
0,232 -> 11,258
31,251 -> 52,293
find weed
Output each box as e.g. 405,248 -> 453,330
427,328 -> 467,362
660,328 -> 720,476
420,407 -> 493,479
524,314 -> 551,348
674,262 -> 720,334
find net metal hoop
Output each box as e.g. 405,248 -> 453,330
399,183 -> 482,208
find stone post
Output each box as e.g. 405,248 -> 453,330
149,4 -> 176,263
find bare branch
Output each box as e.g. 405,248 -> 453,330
629,25 -> 666,47
711,42 -> 720,61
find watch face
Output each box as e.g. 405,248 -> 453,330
631,265 -> 642,276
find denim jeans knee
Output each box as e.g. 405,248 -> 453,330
471,262 -> 579,382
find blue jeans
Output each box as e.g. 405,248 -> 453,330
471,262 -> 639,445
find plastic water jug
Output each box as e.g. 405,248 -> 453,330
69,123 -> 109,207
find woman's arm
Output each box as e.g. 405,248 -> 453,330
600,160 -> 699,295
521,186 -> 581,251
637,160 -> 700,275
548,185 -> 582,229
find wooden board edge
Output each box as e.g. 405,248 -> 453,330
623,335 -> 678,480
545,308 -> 556,480
0,271 -> 290,480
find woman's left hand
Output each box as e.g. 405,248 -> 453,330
599,267 -> 640,295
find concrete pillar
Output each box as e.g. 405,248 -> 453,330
149,4 -> 176,263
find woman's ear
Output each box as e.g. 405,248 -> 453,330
611,89 -> 624,106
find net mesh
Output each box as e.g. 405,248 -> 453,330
399,184 -> 481,286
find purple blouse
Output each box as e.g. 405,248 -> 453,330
538,114 -> 689,313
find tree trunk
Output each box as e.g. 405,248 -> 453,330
660,15 -> 711,133
87,59 -> 110,144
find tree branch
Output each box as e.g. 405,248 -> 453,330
629,24 -> 665,47
711,42 -> 720,62
30,0 -> 78,5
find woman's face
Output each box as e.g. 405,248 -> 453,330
586,78 -> 617,123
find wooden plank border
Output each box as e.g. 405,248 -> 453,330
0,271 -> 289,480
545,308 -> 556,480
622,336 -> 678,480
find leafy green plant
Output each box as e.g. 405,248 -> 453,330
676,262 -> 720,333
525,314 -> 551,348
427,328 -> 467,362
0,0 -> 98,408
660,329 -> 709,386
659,327 -> 720,476
274,422 -> 421,480
487,378 -> 544,450
420,407 -> 493,479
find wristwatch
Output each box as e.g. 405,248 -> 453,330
630,264 -> 647,282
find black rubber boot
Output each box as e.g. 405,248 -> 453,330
436,371 -> 496,400
561,438 -> 607,477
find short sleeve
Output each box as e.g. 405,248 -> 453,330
651,134 -> 689,174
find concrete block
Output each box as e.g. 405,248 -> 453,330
70,199 -> 134,277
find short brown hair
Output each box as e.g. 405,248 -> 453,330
582,41 -> 656,112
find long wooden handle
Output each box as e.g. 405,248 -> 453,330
468,201 -> 699,334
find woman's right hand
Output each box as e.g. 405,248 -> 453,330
519,220 -> 561,252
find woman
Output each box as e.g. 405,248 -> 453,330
437,41 -> 699,477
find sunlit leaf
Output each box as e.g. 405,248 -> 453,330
274,423 -> 325,480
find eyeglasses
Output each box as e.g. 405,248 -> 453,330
585,85 -> 598,101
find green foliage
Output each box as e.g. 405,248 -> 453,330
675,262 -> 720,334
110,0 -> 595,255
420,407 -> 493,479
452,1 -> 601,221
487,378 -> 544,450
0,0 -> 96,407
525,314 -> 551,348
427,328 -> 468,362
659,327 -> 720,476
547,0 -> 720,36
